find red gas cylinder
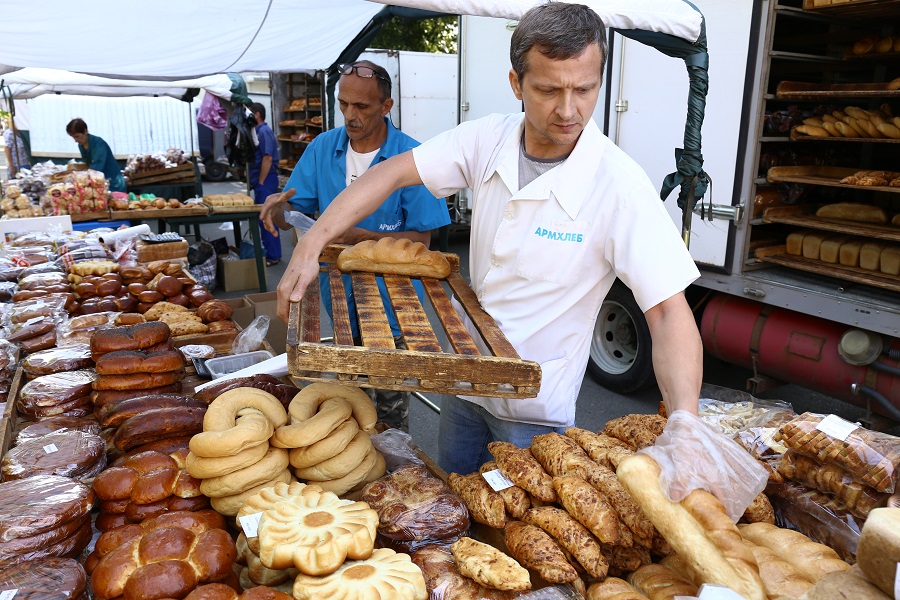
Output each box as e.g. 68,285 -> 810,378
700,293 -> 900,416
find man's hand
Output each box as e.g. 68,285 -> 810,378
260,187 -> 295,237
276,239 -> 322,322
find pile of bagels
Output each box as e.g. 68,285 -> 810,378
186,382 -> 387,516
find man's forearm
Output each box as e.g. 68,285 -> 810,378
644,292 -> 702,415
259,155 -> 272,184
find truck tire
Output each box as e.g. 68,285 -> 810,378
587,280 -> 654,393
203,160 -> 227,182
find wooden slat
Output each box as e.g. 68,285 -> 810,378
300,276 -> 322,344
422,278 -> 481,356
208,205 -> 263,214
446,272 -> 521,360
776,80 -> 900,99
790,126 -> 900,143
759,252 -> 900,293
109,206 -> 209,219
328,270 -> 354,346
763,205 -> 900,243
383,275 -> 442,353
352,272 -> 395,350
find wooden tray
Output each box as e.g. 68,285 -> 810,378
803,0 -> 900,17
756,245 -> 900,293
766,165 -> 900,193
790,126 -> 900,143
777,80 -> 900,99
71,210 -> 112,223
287,245 -> 541,398
110,205 -> 210,219
208,205 -> 262,214
0,366 -> 24,457
762,204 -> 900,243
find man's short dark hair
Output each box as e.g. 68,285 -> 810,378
66,118 -> 88,135
510,3 -> 608,81
346,60 -> 392,102
250,102 -> 266,121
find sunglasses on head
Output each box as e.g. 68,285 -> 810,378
338,63 -> 390,82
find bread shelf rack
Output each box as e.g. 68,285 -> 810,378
762,205 -> 900,243
287,245 -> 542,398
777,80 -> 900,99
766,166 -> 900,195
790,127 -> 900,142
756,245 -> 900,293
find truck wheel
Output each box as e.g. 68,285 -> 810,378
203,161 -> 227,182
587,280 -> 654,393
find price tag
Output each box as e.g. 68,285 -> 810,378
481,469 -> 515,492
0,590 -> 18,600
697,584 -> 747,600
816,414 -> 859,442
43,444 -> 58,454
238,512 -> 262,538
21,317 -> 42,328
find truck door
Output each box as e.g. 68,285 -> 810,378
603,0 -> 759,269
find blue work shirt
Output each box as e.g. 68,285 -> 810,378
250,122 -> 279,187
79,134 -> 126,192
286,118 -> 450,338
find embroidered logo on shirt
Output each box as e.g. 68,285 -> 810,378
533,227 -> 584,242
379,220 -> 402,232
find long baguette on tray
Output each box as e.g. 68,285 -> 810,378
337,237 -> 451,279
616,454 -> 767,600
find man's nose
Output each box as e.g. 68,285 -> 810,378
556,91 -> 576,120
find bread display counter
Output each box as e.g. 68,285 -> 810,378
287,244 -> 542,399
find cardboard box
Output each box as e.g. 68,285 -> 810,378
217,257 -> 264,293
245,291 -> 289,354
222,297 -> 254,329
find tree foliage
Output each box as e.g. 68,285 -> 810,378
370,16 -> 458,54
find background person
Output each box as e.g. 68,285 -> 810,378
261,60 -> 450,431
65,118 -> 126,192
3,118 -> 30,179
249,102 -> 281,267
272,5 -> 703,475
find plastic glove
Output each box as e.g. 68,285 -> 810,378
640,410 -> 768,522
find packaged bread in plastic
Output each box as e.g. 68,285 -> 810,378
361,464 -> 469,553
0,557 -> 87,599
410,543 -> 522,599
0,281 -> 16,302
18,369 -> 97,407
775,412 -> 900,493
15,416 -> 101,446
768,481 -> 862,562
1,430 -> 107,481
778,450 -> 888,519
0,475 -> 95,540
22,344 -> 93,378
9,295 -> 69,323
18,271 -> 69,290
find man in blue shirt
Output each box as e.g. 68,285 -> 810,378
66,118 -> 126,192
249,102 -> 281,266
260,61 -> 450,431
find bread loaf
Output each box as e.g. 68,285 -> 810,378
15,415 -> 101,446
447,472 -> 507,528
291,547 -> 426,600
0,475 -> 94,541
627,564 -> 698,600
1,430 -> 106,481
99,394 -> 204,428
603,414 -> 667,449
840,240 -> 863,267
503,520 -> 578,584
22,344 -> 93,377
112,405 -> 207,451
778,450 -> 886,518
0,557 -> 87,600
91,321 -> 171,359
880,246 -> 900,275
92,384 -> 182,408
802,233 -> 826,259
93,368 -> 185,391
861,242 -> 885,270
738,522 -> 850,583
856,507 -> 900,597
337,237 -> 451,279
741,539 -> 813,598
820,236 -> 850,263
786,232 -> 806,256
479,461 -> 530,519
488,441 -> 556,502
816,203 -> 888,224
801,566 -> 891,600
450,537 -> 531,591
95,349 -> 184,375
410,544 -> 518,600
586,577 -> 649,600
616,454 -> 766,600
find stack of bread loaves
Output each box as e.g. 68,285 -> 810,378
91,447 -> 208,531
233,481 -> 426,600
270,383 -> 386,496
88,509 -> 239,599
1,429 -> 106,482
186,387 -> 292,516
16,369 -> 97,419
0,475 -> 95,568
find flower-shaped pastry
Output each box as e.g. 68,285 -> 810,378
258,484 -> 378,575
293,548 -> 427,600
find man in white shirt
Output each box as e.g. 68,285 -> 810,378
275,2 -> 703,474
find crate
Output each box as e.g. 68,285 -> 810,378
287,245 -> 541,398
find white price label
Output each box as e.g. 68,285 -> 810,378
697,584 -> 747,600
0,590 -> 18,600
481,469 -> 515,492
43,444 -> 58,454
21,317 -> 42,328
238,512 -> 263,538
816,414 -> 859,442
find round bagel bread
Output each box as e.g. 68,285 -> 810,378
288,419 -> 359,469
204,388 -> 288,430
293,430 -> 373,481
271,398 -> 351,449
185,441 -> 270,479
313,447 -> 380,496
290,383 -> 377,432
200,447 -> 290,498
190,411 -> 273,458
209,470 -> 293,517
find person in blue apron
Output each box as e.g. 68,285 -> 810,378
249,102 -> 281,267
66,119 -> 126,192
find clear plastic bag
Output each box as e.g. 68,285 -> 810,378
640,410 -> 769,522
370,428 -> 425,471
232,315 -> 269,354
697,383 -> 795,436
1,430 -> 106,481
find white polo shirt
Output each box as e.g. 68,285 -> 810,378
413,113 -> 699,426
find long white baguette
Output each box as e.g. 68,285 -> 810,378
616,454 -> 766,600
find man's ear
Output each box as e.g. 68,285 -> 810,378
509,69 -> 524,101
382,98 -> 395,116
